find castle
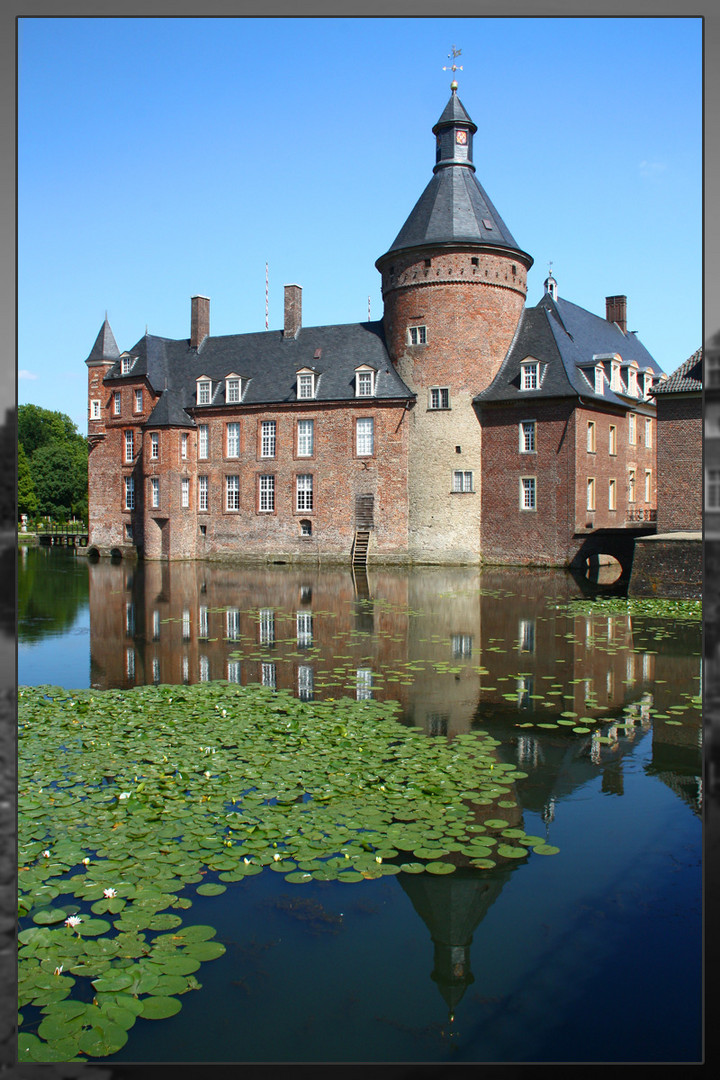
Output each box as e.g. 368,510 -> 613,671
85,82 -> 664,567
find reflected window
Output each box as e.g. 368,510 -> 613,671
227,660 -> 241,684
126,647 -> 135,680
517,675 -> 533,709
259,609 -> 275,646
182,656 -> 189,684
518,618 -> 535,653
427,713 -> 448,737
226,608 -> 240,641
356,669 -> 373,700
199,606 -> 209,639
182,609 -> 191,641
199,655 -> 210,682
262,662 -> 276,689
297,610 -> 313,647
298,665 -> 314,701
152,609 -> 160,641
152,657 -> 160,684
125,602 -> 135,636
451,633 -> 473,658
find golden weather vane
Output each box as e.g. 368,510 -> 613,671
443,46 -> 463,74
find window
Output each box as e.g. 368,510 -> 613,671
297,419 -> 314,457
297,610 -> 313,646
198,475 -> 208,511
259,609 -> 275,645
520,362 -> 539,390
643,372 -> 654,398
356,669 -> 373,701
299,519 -> 312,536
296,474 -> 313,511
181,478 -> 190,508
628,367 -> 638,396
226,475 -> 240,511
628,413 -> 636,444
518,618 -> 536,653
198,424 -> 208,459
587,421 -> 596,453
611,361 -> 622,391
126,648 -> 135,680
609,425 -> 617,455
134,389 -> 143,412
519,420 -> 536,452
150,432 -> 159,459
152,610 -> 160,641
628,468 -> 636,503
124,430 -> 134,462
181,433 -> 188,459
356,369 -> 374,397
608,478 -> 617,511
707,468 -> 720,509
226,376 -> 242,403
226,608 -> 240,641
644,469 -> 652,503
356,417 -> 374,456
594,366 -> 604,394
113,392 -> 121,416
451,634 -> 473,658
298,665 -> 314,701
261,420 -> 276,458
199,606 -> 209,638
259,475 -> 275,512
297,372 -> 315,399
150,477 -> 159,508
125,523 -> 133,541
587,477 -> 596,511
199,656 -> 210,682
520,477 -> 536,510
645,418 -> 652,448
261,662 -> 277,689
182,609 -> 191,641
90,399 -> 101,419
227,422 -> 240,458
124,476 -> 135,510
125,601 -> 135,635
197,379 -> 211,405
408,325 -> 427,345
227,660 -> 241,683
430,387 -> 450,410
121,356 -> 133,375
452,470 -> 473,492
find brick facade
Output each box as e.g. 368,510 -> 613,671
656,395 -> 702,534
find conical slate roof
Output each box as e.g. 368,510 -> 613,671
432,91 -> 477,134
85,318 -> 121,364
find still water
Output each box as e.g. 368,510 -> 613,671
18,546 -> 702,1062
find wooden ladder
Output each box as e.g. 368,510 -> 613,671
352,529 -> 370,568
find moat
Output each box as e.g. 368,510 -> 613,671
17,546 -> 702,1062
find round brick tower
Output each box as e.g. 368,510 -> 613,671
375,82 -> 534,562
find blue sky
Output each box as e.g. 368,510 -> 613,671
18,16 -> 702,434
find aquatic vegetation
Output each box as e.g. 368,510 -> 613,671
555,597 -> 702,622
18,680 -> 555,1061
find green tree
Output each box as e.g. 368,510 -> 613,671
18,404 -> 78,457
32,440 -> 88,521
17,443 -> 38,517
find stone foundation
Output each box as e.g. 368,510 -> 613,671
627,532 -> 702,599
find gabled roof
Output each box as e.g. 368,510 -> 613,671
85,318 -> 120,364
651,347 -> 702,394
104,321 -> 414,415
475,292 -> 664,406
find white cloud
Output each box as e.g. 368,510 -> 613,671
638,160 -> 667,177
18,369 -> 38,380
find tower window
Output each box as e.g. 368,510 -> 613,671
429,387 -> 450,410
471,257 -> 479,266
408,325 -> 427,346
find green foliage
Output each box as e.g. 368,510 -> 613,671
18,405 -> 87,521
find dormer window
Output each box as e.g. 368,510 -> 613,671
355,368 -> 375,397
627,364 -> 639,397
225,374 -> 243,403
611,361 -> 622,392
120,355 -> 135,375
594,365 -> 604,395
408,325 -> 427,346
297,370 -> 316,400
643,371 -> 654,398
520,362 -> 540,391
196,377 -> 212,406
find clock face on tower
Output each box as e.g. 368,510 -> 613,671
455,130 -> 467,145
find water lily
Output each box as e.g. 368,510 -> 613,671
273,853 -> 281,861
243,857 -> 252,865
103,887 -> 117,898
118,791 -> 131,800
65,915 -> 82,927
54,965 -> 63,975
81,857 -> 90,865
42,850 -> 50,858
375,856 -> 382,864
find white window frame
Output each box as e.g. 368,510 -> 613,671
297,610 -> 313,646
198,475 -> 208,511
181,478 -> 190,508
587,420 -> 596,453
198,424 -> 209,459
297,418 -> 314,457
594,366 -> 604,394
90,399 -> 101,419
628,413 -> 636,444
356,417 -> 374,457
518,618 -> 536,653
113,392 -> 121,416
124,475 -> 135,510
226,608 -> 241,641
134,388 -> 143,413
429,387 -> 450,410
225,475 -> 240,511
356,668 -> 373,701
611,361 -> 622,392
520,476 -> 536,510
587,477 -> 596,511
150,432 -> 159,460
261,662 -> 277,688
627,365 -> 639,396
643,371 -> 654,398
297,371 -> 316,400
608,478 -> 617,511
296,474 -> 314,512
645,418 -> 652,448
121,355 -> 133,375
520,362 -> 539,391
227,422 -> 240,458
181,433 -> 188,460
519,420 -> 536,453
259,474 -> 275,512
261,420 -> 276,458
452,470 -> 473,493
644,469 -> 652,503
408,325 -> 427,346
124,430 -> 134,463
150,476 -> 160,508
227,659 -> 241,683
609,424 -> 617,456
355,368 -> 375,397
225,374 -> 242,403
259,609 -> 274,645
298,665 -> 314,700
197,378 -> 212,406
628,468 -> 636,503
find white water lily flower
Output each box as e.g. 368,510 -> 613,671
204,771 -> 212,779
82,857 -> 90,865
375,856 -> 383,864
103,887 -> 117,898
273,853 -> 281,862
118,792 -> 131,800
54,965 -> 63,975
243,857 -> 251,865
65,915 -> 82,927
42,850 -> 50,858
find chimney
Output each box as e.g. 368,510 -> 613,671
284,284 -> 302,339
605,295 -> 627,334
191,295 -> 210,348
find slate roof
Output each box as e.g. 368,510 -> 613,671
475,292 -> 665,407
651,347 -> 702,394
85,318 -> 120,363
102,321 -> 414,426
431,91 -> 477,134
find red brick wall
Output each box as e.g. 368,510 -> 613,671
655,395 -> 702,533
574,406 -> 656,531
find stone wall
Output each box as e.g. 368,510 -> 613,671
627,535 -> 702,599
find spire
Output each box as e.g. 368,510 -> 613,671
432,84 -> 478,173
544,263 -> 558,301
85,317 -> 121,365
